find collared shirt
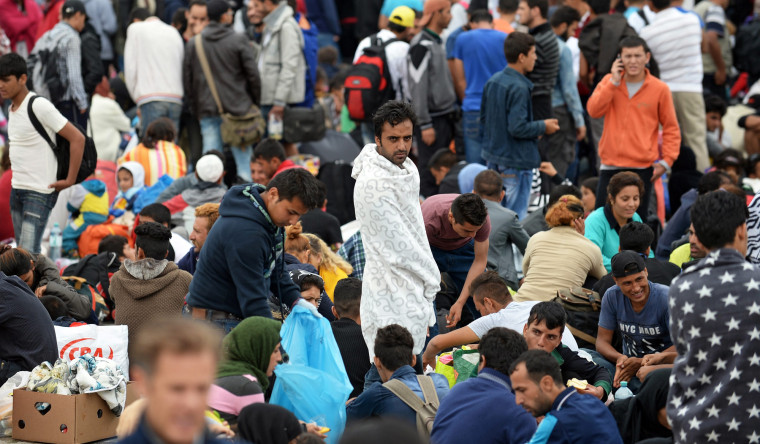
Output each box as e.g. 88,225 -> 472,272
31,22 -> 88,110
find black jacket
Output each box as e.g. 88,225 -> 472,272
331,318 -> 371,398
80,22 -> 104,96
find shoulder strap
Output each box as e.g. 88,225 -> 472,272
383,379 -> 426,411
194,34 -> 225,115
26,95 -> 57,151
381,37 -> 399,48
416,375 -> 440,407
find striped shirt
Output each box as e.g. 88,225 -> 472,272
640,7 -> 703,93
528,23 -> 560,97
30,22 -> 88,110
118,140 -> 187,187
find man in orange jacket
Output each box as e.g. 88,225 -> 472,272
586,35 -> 680,220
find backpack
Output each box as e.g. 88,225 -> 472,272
383,375 -> 440,440
77,221 -> 130,257
344,35 -> 399,122
27,95 -> 98,184
317,161 -> 356,225
27,44 -> 66,103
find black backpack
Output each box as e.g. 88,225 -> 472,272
27,95 -> 98,184
344,35 -> 399,122
317,161 -> 356,225
27,44 -> 66,103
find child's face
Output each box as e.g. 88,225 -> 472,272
706,111 -> 722,132
117,169 -> 134,192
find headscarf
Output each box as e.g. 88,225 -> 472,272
237,403 -> 302,444
111,162 -> 146,216
609,368 -> 673,443
216,317 -> 281,390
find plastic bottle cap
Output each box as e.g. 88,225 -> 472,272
621,382 -> 627,387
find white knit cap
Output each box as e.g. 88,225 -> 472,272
196,155 -> 224,183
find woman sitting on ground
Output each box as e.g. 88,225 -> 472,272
303,233 -> 352,301
118,117 -> 187,186
514,195 -> 607,302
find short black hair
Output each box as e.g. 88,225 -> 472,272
253,138 -> 287,162
705,94 -> 727,116
479,327 -> 528,375
619,36 -> 650,54
0,53 -> 27,79
374,324 -> 414,372
98,234 -> 129,256
388,21 -> 408,33
334,277 -> 362,318
550,5 -> 580,27
140,203 -> 171,227
373,100 -> 418,139
172,7 -> 188,27
134,222 -> 172,260
690,190 -> 748,250
299,273 -> 325,293
650,0 -> 670,10
498,0 -> 518,13
474,170 -> 503,199
266,168 -> 324,210
504,32 -> 535,64
40,296 -> 68,320
129,7 -> 150,22
697,170 -> 732,195
527,302 -> 567,335
469,9 -> 493,23
619,222 -> 654,254
470,271 -> 512,305
509,350 -> 563,386
428,148 -> 458,170
588,0 -> 609,14
528,0 -> 548,18
548,184 -> 582,207
451,193 -> 488,227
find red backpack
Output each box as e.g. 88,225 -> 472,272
344,35 -> 399,122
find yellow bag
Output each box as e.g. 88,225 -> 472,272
434,352 -> 457,388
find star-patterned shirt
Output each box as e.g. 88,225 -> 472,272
667,248 -> 760,443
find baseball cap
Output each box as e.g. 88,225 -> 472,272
196,154 -> 225,183
420,0 -> 450,27
611,251 -> 647,278
62,0 -> 86,16
389,5 -> 416,28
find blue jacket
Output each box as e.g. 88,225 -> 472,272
346,365 -> 449,424
481,67 -> 546,170
528,388 -> 623,444
432,368 -> 536,444
176,247 -> 198,275
304,0 -> 341,35
118,415 -> 233,444
186,184 -> 301,318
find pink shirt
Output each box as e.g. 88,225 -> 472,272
422,194 -> 491,251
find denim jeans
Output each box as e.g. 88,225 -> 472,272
582,348 -> 642,394
488,163 -> 533,220
139,101 -> 182,137
199,116 -> 253,182
10,188 -> 59,254
430,240 -> 481,321
462,110 -> 485,165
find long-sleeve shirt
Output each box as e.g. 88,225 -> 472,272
551,37 -> 585,129
407,28 -> 457,128
31,22 -> 88,110
82,0 -> 117,60
528,23 -> 559,97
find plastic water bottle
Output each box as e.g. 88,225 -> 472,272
268,113 -> 283,140
49,223 -> 62,261
615,381 -> 634,400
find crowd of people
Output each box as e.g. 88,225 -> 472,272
1,0 -> 760,442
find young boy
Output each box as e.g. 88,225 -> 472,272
481,32 -> 559,220
0,53 -> 85,254
330,278 -> 370,398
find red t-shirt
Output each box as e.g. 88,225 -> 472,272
422,194 -> 491,251
273,159 -> 304,178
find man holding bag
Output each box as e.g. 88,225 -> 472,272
183,0 -> 263,182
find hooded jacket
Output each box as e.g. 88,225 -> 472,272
110,161 -> 146,217
183,21 -> 261,119
186,184 -> 302,318
32,254 -> 92,321
259,3 -> 306,106
110,258 -> 191,347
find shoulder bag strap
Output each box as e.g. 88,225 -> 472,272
194,34 -> 225,115
383,378 -> 426,412
416,375 -> 439,407
26,95 -> 57,151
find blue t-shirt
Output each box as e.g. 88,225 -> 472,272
453,29 -> 508,111
381,0 -> 424,16
598,281 -> 672,357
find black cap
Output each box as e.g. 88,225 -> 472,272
611,251 -> 647,278
61,0 -> 86,16
207,0 -> 232,21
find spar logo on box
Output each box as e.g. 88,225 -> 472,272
59,338 -> 115,361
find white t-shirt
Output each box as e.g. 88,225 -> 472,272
467,300 -> 579,350
353,29 -> 410,101
8,92 -> 68,194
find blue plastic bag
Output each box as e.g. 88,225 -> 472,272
270,305 -> 353,444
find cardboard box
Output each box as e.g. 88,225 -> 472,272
12,384 -> 137,444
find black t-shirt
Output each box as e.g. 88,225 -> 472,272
299,209 -> 343,246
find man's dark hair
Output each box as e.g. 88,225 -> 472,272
548,184 -> 582,208
469,9 -> 493,23
129,7 -> 151,22
471,271 -> 512,305
528,0 -> 548,18
588,0 -> 609,14
134,222 -> 172,260
334,277 -> 362,319
504,32 -> 536,64
253,138 -> 287,162
509,350 -> 563,386
428,148 -> 458,170
140,203 -> 171,227
650,0 -> 670,11
480,327 -> 528,375
498,0 -> 518,13
619,36 -> 650,54
373,101 -> 418,139
550,5 -> 581,27
705,94 -> 727,116
527,301 -> 567,335
40,296 -> 68,320
690,191 -> 748,250
374,324 -> 414,371
98,234 -> 129,256
474,170 -> 503,199
172,8 -> 188,29
0,53 -> 27,79
619,222 -> 654,254
697,170 -> 732,195
451,193 -> 488,227
266,168 -> 324,210
388,20 -> 408,33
